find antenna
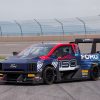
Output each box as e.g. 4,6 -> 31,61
42,41 -> 44,44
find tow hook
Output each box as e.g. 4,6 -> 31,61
17,74 -> 23,82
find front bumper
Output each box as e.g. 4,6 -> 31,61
0,71 -> 43,84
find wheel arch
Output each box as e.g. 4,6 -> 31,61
42,64 -> 59,82
42,64 -> 57,75
90,63 -> 99,80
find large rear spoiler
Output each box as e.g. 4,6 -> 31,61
75,38 -> 100,44
74,38 -> 100,54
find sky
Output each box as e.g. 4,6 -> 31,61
0,0 -> 100,20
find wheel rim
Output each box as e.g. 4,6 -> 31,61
45,68 -> 54,83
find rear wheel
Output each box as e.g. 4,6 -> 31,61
43,66 -> 55,85
90,66 -> 99,81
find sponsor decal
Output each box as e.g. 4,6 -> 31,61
82,70 -> 88,77
10,64 -> 17,68
52,60 -> 58,68
81,54 -> 99,60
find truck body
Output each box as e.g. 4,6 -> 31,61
0,39 -> 99,84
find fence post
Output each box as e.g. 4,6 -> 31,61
55,19 -> 65,41
0,26 -> 2,36
34,19 -> 43,36
14,20 -> 23,36
76,17 -> 87,38
55,19 -> 64,36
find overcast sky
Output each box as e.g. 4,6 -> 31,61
0,0 -> 100,20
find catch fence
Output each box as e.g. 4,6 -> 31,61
0,16 -> 100,36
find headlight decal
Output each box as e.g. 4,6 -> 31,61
52,60 -> 58,68
37,60 -> 43,72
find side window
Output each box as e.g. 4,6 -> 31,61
52,46 -> 73,58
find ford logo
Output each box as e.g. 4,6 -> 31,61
10,64 -> 17,68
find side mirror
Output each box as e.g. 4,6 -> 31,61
75,53 -> 79,56
12,51 -> 19,56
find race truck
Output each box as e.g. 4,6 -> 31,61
0,39 -> 100,85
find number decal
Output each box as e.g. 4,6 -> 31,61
61,60 -> 69,67
70,59 -> 77,67
59,59 -> 78,71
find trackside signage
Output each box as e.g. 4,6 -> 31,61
81,54 -> 99,60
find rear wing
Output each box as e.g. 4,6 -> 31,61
74,38 -> 100,54
75,38 -> 100,44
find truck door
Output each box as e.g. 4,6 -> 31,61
52,46 -> 79,71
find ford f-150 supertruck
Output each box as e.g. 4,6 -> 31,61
0,39 -> 99,84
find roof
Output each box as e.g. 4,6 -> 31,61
33,42 -> 72,46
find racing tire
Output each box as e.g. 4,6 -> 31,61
43,66 -> 55,85
90,66 -> 99,81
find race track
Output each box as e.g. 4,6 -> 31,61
0,80 -> 100,100
0,42 -> 100,100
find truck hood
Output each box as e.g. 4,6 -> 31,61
1,56 -> 40,71
1,56 -> 39,64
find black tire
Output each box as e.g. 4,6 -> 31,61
90,66 -> 99,81
43,66 -> 55,85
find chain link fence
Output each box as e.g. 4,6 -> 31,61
0,16 -> 100,36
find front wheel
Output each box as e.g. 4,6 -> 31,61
43,67 -> 55,85
90,66 -> 99,81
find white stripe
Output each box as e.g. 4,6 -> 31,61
59,66 -> 79,71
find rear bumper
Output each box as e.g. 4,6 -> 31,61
0,71 -> 43,84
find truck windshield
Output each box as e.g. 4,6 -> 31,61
18,44 -> 52,57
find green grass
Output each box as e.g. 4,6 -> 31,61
0,56 -> 6,60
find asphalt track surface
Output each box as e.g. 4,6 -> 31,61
0,42 -> 34,56
0,80 -> 100,100
0,42 -> 100,100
